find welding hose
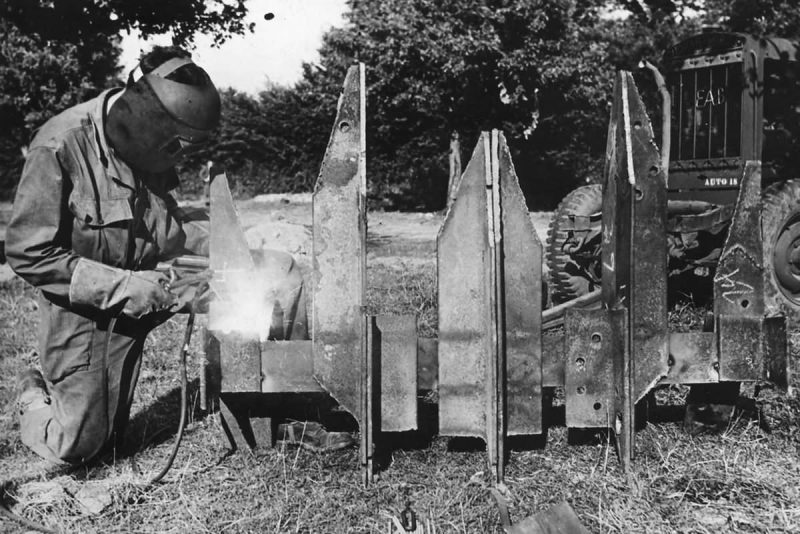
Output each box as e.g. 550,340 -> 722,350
117,282 -> 202,486
148,307 -> 194,485
149,281 -> 213,484
101,299 -> 195,488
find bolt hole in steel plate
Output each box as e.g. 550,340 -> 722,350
593,402 -> 602,411
575,357 -> 586,370
339,121 -> 351,132
773,216 -> 800,301
740,299 -> 750,309
634,187 -> 644,201
577,386 -> 586,395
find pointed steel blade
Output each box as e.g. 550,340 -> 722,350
209,169 -> 256,278
437,132 -> 492,438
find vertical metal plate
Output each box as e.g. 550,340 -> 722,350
662,333 -> 719,384
439,131 -> 544,482
260,340 -> 322,393
542,332 -> 566,387
312,64 -> 367,417
374,315 -> 418,432
488,130 -> 502,483
763,316 -> 788,389
598,73 -> 633,467
715,162 -> 765,381
497,132 -> 543,436
600,73 -> 627,312
217,333 -> 262,393
718,315 -> 763,381
204,328 -> 221,408
600,71 -> 672,467
437,133 -> 492,438
209,170 -> 256,276
624,74 -> 669,403
364,314 -> 375,484
602,72 -> 669,402
208,171 -> 262,392
564,309 -> 624,428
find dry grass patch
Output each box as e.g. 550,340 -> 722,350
1,260 -> 800,532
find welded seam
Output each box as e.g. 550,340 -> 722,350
621,75 -> 635,185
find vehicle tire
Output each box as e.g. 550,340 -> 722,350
545,184 -> 603,304
762,178 -> 800,321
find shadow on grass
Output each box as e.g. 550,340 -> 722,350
103,372 -> 774,478
95,377 -> 207,464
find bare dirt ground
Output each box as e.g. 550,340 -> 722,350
1,196 -> 799,533
1,196 -> 551,280
225,193 -> 551,264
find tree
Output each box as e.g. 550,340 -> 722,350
291,0 -> 800,210
292,0 -> 627,209
0,0 -> 254,199
704,0 -> 800,38
0,1 -> 254,57
176,79 -> 335,197
0,21 -> 95,198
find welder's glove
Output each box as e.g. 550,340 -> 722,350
168,282 -> 211,314
69,258 -> 176,318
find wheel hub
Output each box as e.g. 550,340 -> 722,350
772,218 -> 800,301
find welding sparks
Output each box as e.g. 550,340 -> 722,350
208,266 -> 280,341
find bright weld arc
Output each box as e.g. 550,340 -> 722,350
209,269 -> 280,341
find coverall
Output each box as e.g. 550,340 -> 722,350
6,89 -> 307,464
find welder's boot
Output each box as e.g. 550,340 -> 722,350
276,421 -> 356,452
16,368 -> 51,416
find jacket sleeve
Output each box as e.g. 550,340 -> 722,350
5,146 -> 82,300
163,194 -> 209,258
180,214 -> 209,257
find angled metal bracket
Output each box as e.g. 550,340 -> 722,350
311,63 -> 372,481
437,130 -> 543,483
574,70 -> 669,469
714,161 -> 789,385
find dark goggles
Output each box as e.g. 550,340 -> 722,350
160,134 -> 209,159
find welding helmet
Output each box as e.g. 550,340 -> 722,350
106,57 -> 221,173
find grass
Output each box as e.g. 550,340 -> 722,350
367,259 -> 437,338
1,262 -> 800,533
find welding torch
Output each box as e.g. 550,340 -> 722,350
155,255 -> 214,312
